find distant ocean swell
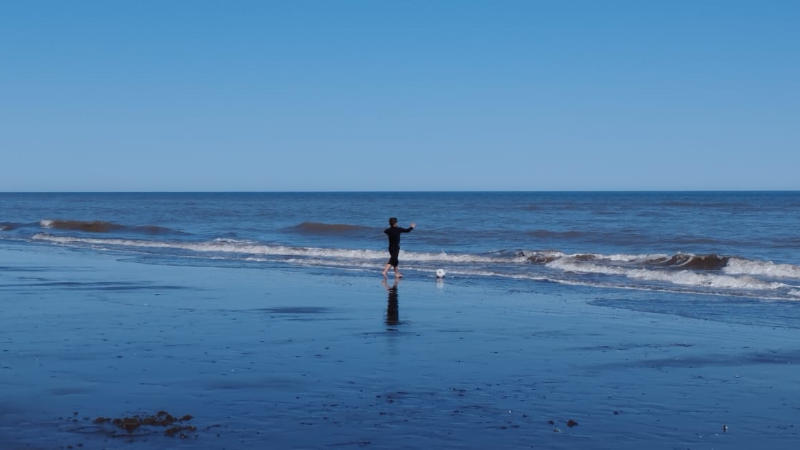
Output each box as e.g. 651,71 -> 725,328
39,219 -> 181,235
5,218 -> 787,250
1,222 -> 20,231
30,233 -> 800,300
285,221 -> 373,235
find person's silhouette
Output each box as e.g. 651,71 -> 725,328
381,217 -> 415,278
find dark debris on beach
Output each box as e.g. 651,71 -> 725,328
548,418 -> 579,431
91,410 -> 197,438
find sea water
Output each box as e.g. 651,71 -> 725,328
2,191 -> 800,324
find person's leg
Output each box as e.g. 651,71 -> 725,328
388,249 -> 400,277
382,262 -> 391,277
392,253 -> 403,278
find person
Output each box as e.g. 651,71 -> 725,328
382,217 -> 415,278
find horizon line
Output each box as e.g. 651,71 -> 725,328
1,189 -> 799,194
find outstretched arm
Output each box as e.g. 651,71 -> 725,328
403,222 -> 416,232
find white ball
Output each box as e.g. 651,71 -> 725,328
436,269 -> 446,278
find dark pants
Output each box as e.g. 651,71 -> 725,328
388,246 -> 400,267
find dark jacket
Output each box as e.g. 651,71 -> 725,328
384,226 -> 413,250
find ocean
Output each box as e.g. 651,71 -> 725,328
2,191 -> 800,324
4,191 -> 800,448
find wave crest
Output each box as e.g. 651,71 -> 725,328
286,222 -> 372,235
40,219 -> 180,235
41,220 -> 123,232
647,253 -> 729,270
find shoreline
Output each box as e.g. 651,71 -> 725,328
1,244 -> 799,448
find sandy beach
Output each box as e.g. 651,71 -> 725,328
0,242 -> 798,449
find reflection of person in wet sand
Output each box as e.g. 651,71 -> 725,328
381,278 -> 399,325
382,217 -> 415,279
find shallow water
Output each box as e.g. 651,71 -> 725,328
2,243 -> 799,449
2,191 -> 800,319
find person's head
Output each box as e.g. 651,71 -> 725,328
388,217 -> 398,227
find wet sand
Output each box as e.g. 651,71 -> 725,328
1,243 -> 799,449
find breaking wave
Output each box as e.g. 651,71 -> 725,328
724,258 -> 800,279
546,259 -> 787,292
646,253 -> 730,270
30,233 -> 800,300
31,234 -> 513,263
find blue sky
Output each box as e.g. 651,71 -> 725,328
1,1 -> 798,191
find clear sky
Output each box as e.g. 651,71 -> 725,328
1,1 -> 798,191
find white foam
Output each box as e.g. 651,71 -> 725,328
547,259 -> 627,275
629,269 -> 786,291
31,234 -> 513,264
30,233 -> 800,300
524,251 -> 668,264
600,253 -> 668,262
522,250 -> 567,259
447,268 -> 796,301
547,259 -> 788,292
40,219 -> 54,228
723,258 -> 800,280
283,258 -> 378,269
442,268 -> 555,283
